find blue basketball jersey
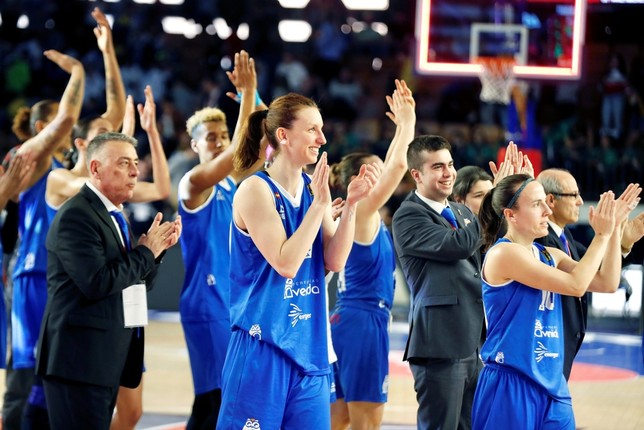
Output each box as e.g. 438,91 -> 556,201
14,161 -> 58,277
480,238 -> 570,403
178,175 -> 236,321
228,171 -> 328,374
336,222 -> 395,310
45,199 -> 60,224
0,237 -> 5,369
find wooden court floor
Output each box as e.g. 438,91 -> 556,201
1,320 -> 643,429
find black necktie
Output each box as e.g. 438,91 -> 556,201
110,210 -> 131,250
441,206 -> 458,230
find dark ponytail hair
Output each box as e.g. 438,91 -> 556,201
11,100 -> 58,141
234,109 -> 268,171
479,173 -> 532,252
234,93 -> 318,172
329,152 -> 371,195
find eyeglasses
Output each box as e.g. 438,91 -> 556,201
552,192 -> 581,199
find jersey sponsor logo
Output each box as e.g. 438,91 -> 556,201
242,418 -> 260,429
534,319 -> 559,338
337,270 -> 346,294
382,375 -> 389,394
25,253 -> 35,271
534,341 -> 559,362
207,274 -> 216,286
249,324 -> 262,340
278,204 -> 285,220
494,352 -> 505,364
288,303 -> 312,327
538,290 -> 555,311
305,248 -> 312,259
216,190 -> 226,201
283,278 -> 320,299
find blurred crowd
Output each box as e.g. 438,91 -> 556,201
1,0 -> 642,221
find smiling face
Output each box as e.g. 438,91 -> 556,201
91,139 -> 140,206
280,106 -> 326,165
411,148 -> 456,204
506,181 -> 553,240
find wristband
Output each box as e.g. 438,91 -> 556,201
236,90 -> 263,107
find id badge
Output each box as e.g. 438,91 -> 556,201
122,283 -> 148,328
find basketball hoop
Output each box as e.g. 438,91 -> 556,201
476,56 -> 516,105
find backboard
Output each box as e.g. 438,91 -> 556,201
415,0 -> 587,79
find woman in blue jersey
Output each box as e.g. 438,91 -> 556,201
328,79 -> 415,430
7,49 -> 86,430
178,50 -> 265,430
0,151 -> 35,367
217,92 -> 379,430
474,174 -> 637,430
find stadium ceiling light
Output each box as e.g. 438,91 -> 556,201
160,0 -> 184,4
370,22 -> 388,36
161,16 -> 201,38
278,20 -> 312,42
341,0 -> 389,10
17,14 -> 29,29
237,23 -> 249,40
133,0 -> 156,4
214,17 -> 232,39
277,0 -> 310,8
0,13 -> 3,28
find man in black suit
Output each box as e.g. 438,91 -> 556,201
392,135 -> 484,430
36,132 -> 181,429
536,168 -> 644,380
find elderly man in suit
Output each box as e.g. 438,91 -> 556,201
536,168 -> 644,380
392,135 -> 485,430
36,132 -> 181,429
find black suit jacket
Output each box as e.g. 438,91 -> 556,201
392,192 -> 485,360
535,225 -> 587,380
36,185 -> 160,388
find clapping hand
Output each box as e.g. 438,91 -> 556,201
137,86 -> 157,133
138,213 -> 182,258
588,191 -> 616,238
346,162 -> 381,206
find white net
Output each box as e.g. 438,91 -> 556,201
478,57 -> 516,105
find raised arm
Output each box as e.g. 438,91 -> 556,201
18,50 -> 85,187
92,7 -> 126,130
45,168 -> 90,208
322,160 -> 380,272
585,183 -> 641,292
358,79 -> 415,218
120,95 -> 135,136
227,51 -> 265,182
182,50 -> 258,208
131,85 -> 171,203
